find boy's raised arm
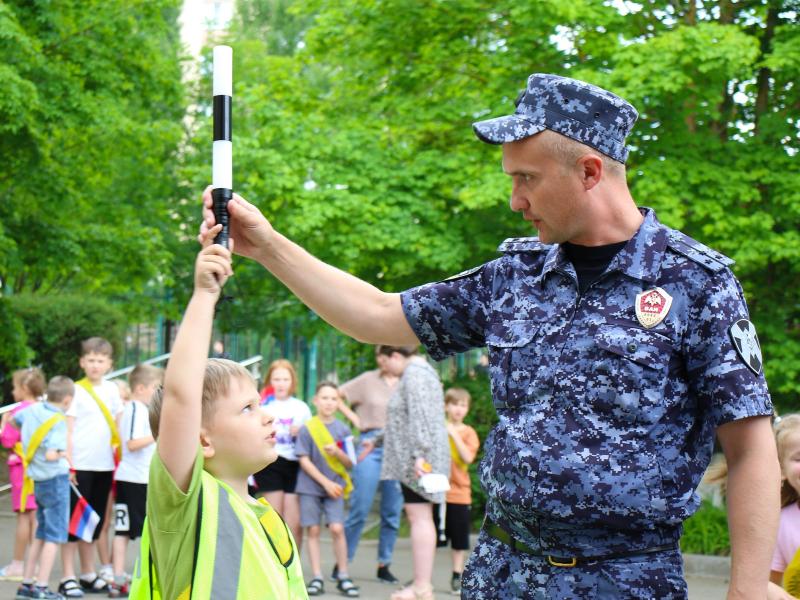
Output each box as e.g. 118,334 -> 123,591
158,226 -> 232,492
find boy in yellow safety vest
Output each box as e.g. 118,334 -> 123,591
14,376 -> 75,600
130,226 -> 307,599
295,381 -> 359,597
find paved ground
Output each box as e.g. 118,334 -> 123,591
0,509 -> 728,599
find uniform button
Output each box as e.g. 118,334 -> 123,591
627,342 -> 638,353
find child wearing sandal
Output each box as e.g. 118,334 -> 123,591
296,382 -> 359,597
128,231 -> 307,599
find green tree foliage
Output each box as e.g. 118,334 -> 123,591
0,0 -> 186,302
6,295 -> 125,382
191,0 -> 797,406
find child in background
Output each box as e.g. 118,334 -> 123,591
97,379 -> 132,586
108,365 -> 163,597
129,233 -> 306,598
253,359 -> 311,547
441,387 -> 480,596
296,382 -> 358,597
771,415 -> 800,595
14,376 -> 75,600
0,368 -> 46,580
61,337 -> 123,598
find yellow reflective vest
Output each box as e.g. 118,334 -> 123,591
129,470 -> 307,599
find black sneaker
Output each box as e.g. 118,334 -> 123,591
376,565 -> 399,585
451,572 -> 462,595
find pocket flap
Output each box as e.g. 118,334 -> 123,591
595,324 -> 673,369
486,319 -> 539,348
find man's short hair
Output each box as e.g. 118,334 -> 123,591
81,337 -> 113,358
47,376 -> 75,405
148,358 -> 253,440
539,130 -> 626,179
444,387 -> 471,406
129,364 -> 165,392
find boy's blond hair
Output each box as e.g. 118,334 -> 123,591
81,336 -> 114,358
444,387 -> 471,406
129,364 -> 165,392
148,358 -> 253,440
47,376 -> 75,405
13,367 -> 46,398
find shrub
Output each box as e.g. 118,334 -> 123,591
680,500 -> 730,556
7,294 -> 126,381
0,297 -> 34,398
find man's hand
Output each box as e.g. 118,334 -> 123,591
195,225 -> 233,297
324,480 -> 343,499
200,186 -> 273,261
357,439 -> 375,462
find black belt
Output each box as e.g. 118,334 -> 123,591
484,519 -> 678,568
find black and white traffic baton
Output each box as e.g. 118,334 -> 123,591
212,45 -> 232,248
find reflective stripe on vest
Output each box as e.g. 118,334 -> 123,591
130,470 -> 307,599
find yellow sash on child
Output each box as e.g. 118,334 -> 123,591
77,378 -> 121,465
14,413 -> 65,512
449,435 -> 468,472
784,544 -> 800,597
305,416 -> 353,499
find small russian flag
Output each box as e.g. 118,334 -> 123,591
69,483 -> 100,543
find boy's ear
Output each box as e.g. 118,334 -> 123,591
200,429 -> 215,459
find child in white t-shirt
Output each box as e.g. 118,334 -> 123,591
253,359 -> 311,547
61,337 -> 123,597
108,364 -> 163,597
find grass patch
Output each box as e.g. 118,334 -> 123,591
361,514 -> 411,540
680,500 -> 730,556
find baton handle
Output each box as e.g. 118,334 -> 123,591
211,187 -> 232,248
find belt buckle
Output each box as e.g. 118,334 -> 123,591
547,555 -> 577,568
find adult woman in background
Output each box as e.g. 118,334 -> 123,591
380,346 -> 449,600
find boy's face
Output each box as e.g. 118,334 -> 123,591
313,386 -> 339,418
133,381 -> 160,404
445,398 -> 469,424
80,352 -> 113,382
269,367 -> 293,400
203,376 -> 278,477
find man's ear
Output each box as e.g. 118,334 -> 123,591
200,428 -> 215,459
578,154 -> 603,191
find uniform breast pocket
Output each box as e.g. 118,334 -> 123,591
588,324 -> 673,426
486,319 -> 541,409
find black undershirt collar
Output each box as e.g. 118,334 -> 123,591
562,240 -> 628,295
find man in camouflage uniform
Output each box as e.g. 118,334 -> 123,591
200,74 -> 780,599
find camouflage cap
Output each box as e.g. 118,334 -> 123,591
472,73 -> 638,163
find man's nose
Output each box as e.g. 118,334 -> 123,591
510,179 -> 529,213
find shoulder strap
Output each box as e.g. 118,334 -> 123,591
497,237 -> 550,254
666,229 -> 734,273
189,481 -> 203,599
449,435 -> 467,472
77,378 -> 121,464
17,413 -> 65,512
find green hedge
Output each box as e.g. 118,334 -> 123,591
680,500 -> 730,556
5,294 -> 126,383
0,297 -> 34,392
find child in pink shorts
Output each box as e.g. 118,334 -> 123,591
0,368 -> 46,580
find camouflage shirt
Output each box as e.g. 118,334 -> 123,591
400,208 -> 772,554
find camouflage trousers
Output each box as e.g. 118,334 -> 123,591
462,530 -> 688,599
